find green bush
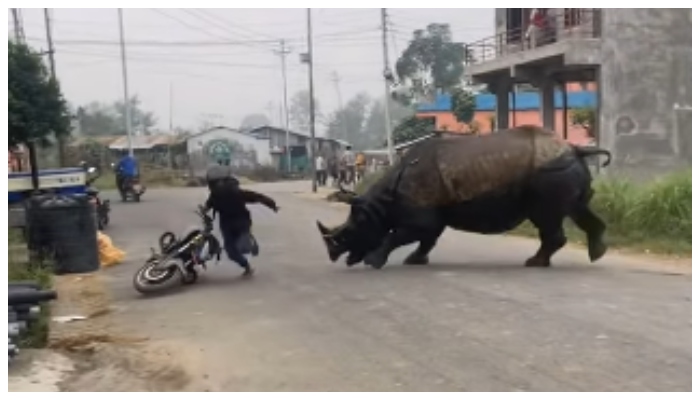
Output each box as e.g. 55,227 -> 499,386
594,170 -> 691,247
354,169 -> 692,255
9,229 -> 54,347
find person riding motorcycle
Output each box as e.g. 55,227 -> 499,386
203,164 -> 279,277
115,151 -> 139,199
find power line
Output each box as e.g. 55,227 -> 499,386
191,9 -> 278,41
148,8 -> 234,42
180,9 -> 277,49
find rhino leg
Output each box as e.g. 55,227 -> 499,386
404,227 -> 445,265
569,204 -> 608,262
364,229 -> 422,269
526,225 -> 568,267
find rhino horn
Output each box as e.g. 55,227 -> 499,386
316,220 -> 345,262
316,220 -> 332,236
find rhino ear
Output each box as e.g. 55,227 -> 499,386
338,182 -> 358,197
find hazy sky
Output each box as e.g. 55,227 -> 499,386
16,8 -> 494,132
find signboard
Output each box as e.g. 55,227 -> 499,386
206,140 -> 232,163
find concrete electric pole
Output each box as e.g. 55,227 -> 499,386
118,8 -> 134,156
43,8 -> 66,166
11,9 -> 25,42
381,9 -> 395,165
330,71 -> 349,141
273,40 -> 292,174
306,8 -> 318,193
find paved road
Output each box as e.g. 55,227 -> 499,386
99,182 -> 691,392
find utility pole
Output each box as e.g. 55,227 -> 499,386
304,9 -> 317,193
381,8 -> 395,165
117,9 -> 134,156
11,9 -> 24,42
273,40 -> 292,174
265,101 -> 275,126
43,9 -> 57,79
169,82 -> 174,132
44,8 -> 66,166
330,71 -> 348,141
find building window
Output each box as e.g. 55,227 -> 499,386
564,8 -> 584,28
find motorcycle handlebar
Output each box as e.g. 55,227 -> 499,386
194,207 -> 214,231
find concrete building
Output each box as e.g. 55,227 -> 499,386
466,8 -> 691,176
416,91 -> 596,145
185,126 -> 272,179
246,125 -> 348,172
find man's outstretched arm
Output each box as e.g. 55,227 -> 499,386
240,189 -> 278,212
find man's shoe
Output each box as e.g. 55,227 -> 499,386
242,266 -> 255,277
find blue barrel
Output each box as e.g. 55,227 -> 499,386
25,194 -> 99,275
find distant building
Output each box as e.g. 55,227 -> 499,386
185,126 -> 271,179
416,90 -> 596,145
245,125 -> 348,173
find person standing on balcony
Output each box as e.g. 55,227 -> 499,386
525,8 -> 547,48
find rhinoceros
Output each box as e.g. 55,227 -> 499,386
316,126 -> 612,269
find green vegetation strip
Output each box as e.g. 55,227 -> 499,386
9,230 -> 54,348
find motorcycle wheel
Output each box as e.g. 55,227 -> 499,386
132,258 -> 182,294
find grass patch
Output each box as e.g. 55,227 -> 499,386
9,229 -> 54,348
92,166 -> 188,190
355,169 -> 692,257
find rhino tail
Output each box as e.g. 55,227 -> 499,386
573,146 -> 612,168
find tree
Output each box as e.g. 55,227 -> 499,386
325,92 -> 371,146
76,102 -> 120,136
363,98 -> 414,148
9,40 -> 72,146
113,96 -> 157,135
76,96 -> 157,136
393,23 -> 466,106
289,90 -> 322,133
391,116 -> 435,145
450,87 -> 476,125
570,107 -> 596,139
239,113 -> 271,131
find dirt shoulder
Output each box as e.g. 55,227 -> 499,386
10,272 -> 210,392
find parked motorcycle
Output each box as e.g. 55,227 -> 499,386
110,162 -> 146,203
81,162 -> 111,230
133,205 -> 222,294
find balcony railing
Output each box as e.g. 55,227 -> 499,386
466,9 -> 601,66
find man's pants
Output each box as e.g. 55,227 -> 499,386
316,170 -> 327,186
220,224 -> 251,269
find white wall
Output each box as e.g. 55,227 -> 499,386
186,127 -> 272,178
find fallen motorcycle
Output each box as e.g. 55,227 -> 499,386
133,205 -> 222,294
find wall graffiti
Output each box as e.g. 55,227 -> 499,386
202,139 -> 258,168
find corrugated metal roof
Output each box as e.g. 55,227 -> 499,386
108,134 -> 180,150
69,135 -> 121,147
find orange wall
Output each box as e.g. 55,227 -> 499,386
418,110 -> 592,146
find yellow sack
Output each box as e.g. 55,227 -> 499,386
97,231 -> 126,268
